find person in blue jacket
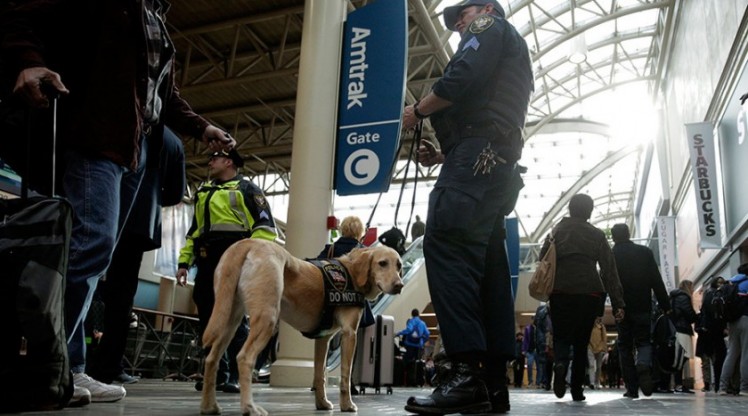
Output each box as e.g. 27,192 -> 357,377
398,309 -> 431,364
717,264 -> 748,395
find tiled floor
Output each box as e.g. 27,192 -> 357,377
13,380 -> 746,416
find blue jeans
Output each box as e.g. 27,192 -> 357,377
536,352 -> 548,386
64,145 -> 146,373
525,351 -> 537,385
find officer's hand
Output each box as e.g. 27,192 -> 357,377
14,67 -> 69,108
203,125 -> 235,152
176,267 -> 189,287
417,139 -> 444,167
403,104 -> 420,130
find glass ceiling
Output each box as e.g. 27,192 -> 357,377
262,0 -> 674,257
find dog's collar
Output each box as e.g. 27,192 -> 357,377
301,259 -> 366,339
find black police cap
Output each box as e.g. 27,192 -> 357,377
442,0 -> 504,31
211,149 -> 244,168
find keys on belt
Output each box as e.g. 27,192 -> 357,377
473,144 -> 506,176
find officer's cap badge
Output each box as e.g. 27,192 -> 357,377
469,14 -> 494,34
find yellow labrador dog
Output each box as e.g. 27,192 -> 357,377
199,238 -> 403,416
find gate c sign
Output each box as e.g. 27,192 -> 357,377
335,0 -> 407,196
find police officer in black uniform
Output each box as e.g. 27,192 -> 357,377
402,1 -> 533,414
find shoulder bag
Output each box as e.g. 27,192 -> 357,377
529,228 -> 557,302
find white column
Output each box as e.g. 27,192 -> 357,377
270,0 -> 346,387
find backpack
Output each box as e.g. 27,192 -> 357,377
712,276 -> 746,323
409,321 -> 421,340
653,313 -> 682,374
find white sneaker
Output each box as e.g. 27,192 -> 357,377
68,384 -> 91,407
73,373 -> 126,402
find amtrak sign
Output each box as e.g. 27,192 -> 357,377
335,0 -> 407,195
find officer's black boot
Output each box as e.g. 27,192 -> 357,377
466,357 -> 510,414
464,386 -> 509,414
404,362 -> 491,415
430,352 -> 452,388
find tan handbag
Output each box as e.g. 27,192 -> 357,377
529,228 -> 556,302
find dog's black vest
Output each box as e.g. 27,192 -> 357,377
301,259 -> 366,339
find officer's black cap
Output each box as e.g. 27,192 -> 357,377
443,0 -> 505,31
210,149 -> 244,168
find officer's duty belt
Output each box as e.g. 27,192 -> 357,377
458,123 -> 499,139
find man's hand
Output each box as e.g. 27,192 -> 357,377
176,267 -> 189,287
203,125 -> 236,152
14,67 -> 69,108
417,139 -> 444,167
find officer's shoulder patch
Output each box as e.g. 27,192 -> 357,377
469,14 -> 494,34
254,194 -> 267,209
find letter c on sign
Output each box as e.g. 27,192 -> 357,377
344,149 -> 379,186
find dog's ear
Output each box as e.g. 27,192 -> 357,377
346,247 -> 373,290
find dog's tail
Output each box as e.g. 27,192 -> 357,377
201,239 -> 252,349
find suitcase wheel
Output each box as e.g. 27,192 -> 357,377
386,386 -> 393,395
375,387 -> 381,394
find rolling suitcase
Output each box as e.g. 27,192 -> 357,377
0,89 -> 74,411
357,314 -> 395,394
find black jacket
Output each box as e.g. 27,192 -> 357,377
612,241 -> 669,314
317,237 -> 363,259
670,288 -> 697,335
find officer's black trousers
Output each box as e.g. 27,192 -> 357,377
423,137 -> 522,383
192,237 -> 249,384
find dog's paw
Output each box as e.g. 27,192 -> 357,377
340,401 -> 358,413
241,403 -> 268,416
200,402 -> 222,415
315,398 -> 334,411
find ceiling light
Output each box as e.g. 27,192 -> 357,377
568,33 -> 588,64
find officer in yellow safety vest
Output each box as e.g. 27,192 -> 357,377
176,148 -> 277,392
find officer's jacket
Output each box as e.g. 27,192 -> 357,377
539,217 -> 625,310
430,10 -> 534,159
178,174 -> 277,267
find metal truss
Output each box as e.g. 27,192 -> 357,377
167,0 -> 676,241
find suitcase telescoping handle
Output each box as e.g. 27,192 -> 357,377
369,336 -> 375,364
22,83 -> 59,199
